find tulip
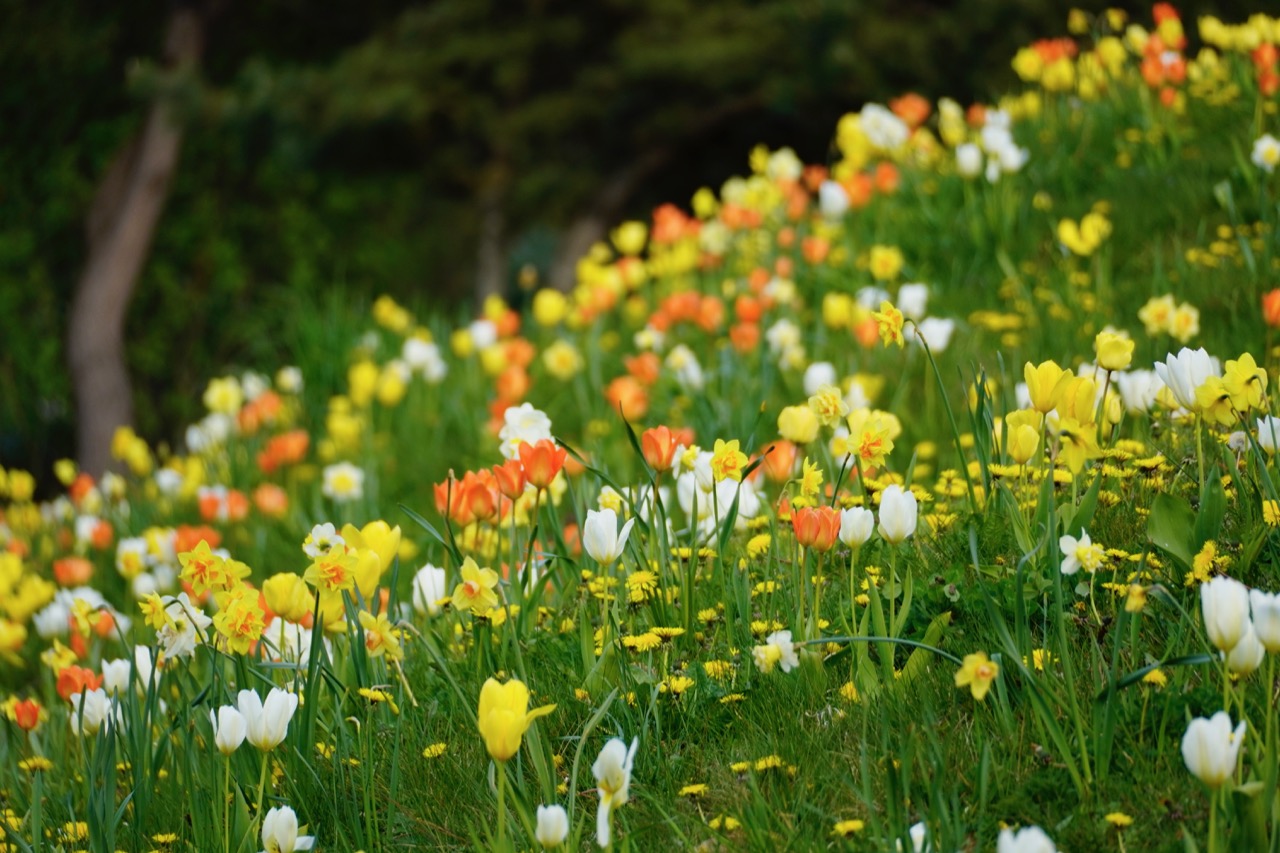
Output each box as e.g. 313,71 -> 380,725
477,677 -> 556,762
593,736 -> 639,848
1006,423 -> 1040,465
1181,711 -> 1246,788
259,805 -> 315,853
640,426 -> 680,473
839,507 -> 875,548
997,825 -> 1057,853
69,688 -> 111,736
1257,415 -> 1280,454
13,698 -> 41,732
238,687 -> 298,752
896,283 -> 929,321
911,317 -> 955,352
1201,576 -> 1251,653
534,804 -> 570,849
492,457 -> 527,500
1250,589 -> 1280,652
341,520 -> 401,575
877,485 -> 918,544
803,361 -> 838,396
1225,622 -> 1266,675
211,705 -> 247,755
411,564 -> 447,616
818,180 -> 849,218
1154,347 -> 1218,411
1023,360 -> 1071,414
777,405 -> 820,444
517,439 -> 568,490
263,573 -> 313,623
582,508 -> 636,567
1094,331 -> 1134,372
102,657 -> 132,696
791,506 -> 841,552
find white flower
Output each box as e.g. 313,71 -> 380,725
402,337 -> 447,383
159,592 -> 212,659
275,366 -> 304,394
211,705 -> 247,756
1181,711 -> 1246,788
1225,621 -> 1266,675
896,283 -> 929,321
1057,531 -> 1101,575
856,286 -> 892,310
534,804 -> 570,849
69,689 -> 112,736
911,317 -> 956,352
818,180 -> 849,218
1154,347 -> 1219,410
955,143 -> 983,178
259,805 -> 315,853
998,825 -> 1057,853
766,147 -> 802,181
468,319 -> 498,350
752,630 -> 800,674
238,687 -> 299,752
154,467 -> 184,496
665,344 -> 704,392
803,362 -> 838,397
1250,589 -> 1280,653
861,103 -> 909,151
1202,576 -> 1251,653
877,485 -> 918,544
1252,133 -> 1280,173
411,564 -> 447,616
1257,415 -> 1280,454
498,403 -> 554,459
321,462 -> 364,502
764,318 -> 801,355
1114,369 -> 1165,413
593,737 -> 639,848
839,507 -> 875,548
582,508 -> 636,567
303,523 -> 344,558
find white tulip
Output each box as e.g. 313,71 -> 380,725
955,143 -> 983,177
534,804 -> 569,849
839,507 -> 875,548
911,317 -> 956,352
1225,621 -> 1266,675
1114,369 -> 1164,413
877,485 -> 918,544
1257,415 -> 1280,454
896,283 -> 929,321
1202,576 -> 1251,653
101,658 -> 132,696
1154,347 -> 1218,410
1181,711 -> 1246,788
69,689 -> 112,736
238,687 -> 298,752
593,737 -> 639,848
259,805 -> 315,853
411,564 -> 447,616
997,825 -> 1057,853
211,705 -> 247,756
803,362 -> 838,397
582,508 -> 636,567
818,180 -> 849,219
1250,589 -> 1280,652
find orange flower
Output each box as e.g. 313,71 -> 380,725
492,458 -> 528,500
13,698 -> 41,732
257,429 -> 310,475
1263,289 -> 1280,329
889,92 -> 931,128
56,666 -> 102,702
89,519 -> 113,550
518,439 -> 568,490
641,426 -> 680,473
624,352 -> 661,386
791,506 -> 841,552
252,483 -> 289,517
53,557 -> 93,587
604,376 -> 649,420
729,322 -> 760,353
761,440 -> 798,483
175,524 -> 221,553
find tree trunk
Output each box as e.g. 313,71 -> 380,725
68,6 -> 203,474
474,169 -> 508,308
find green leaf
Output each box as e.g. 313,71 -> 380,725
1147,492 -> 1195,570
1193,464 -> 1226,550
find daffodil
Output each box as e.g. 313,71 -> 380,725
451,558 -> 500,615
954,651 -> 999,701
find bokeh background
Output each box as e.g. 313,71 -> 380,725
0,0 -> 1254,485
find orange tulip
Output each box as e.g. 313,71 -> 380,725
791,506 -> 841,552
1263,289 -> 1280,328
492,457 -> 527,500
641,426 -> 680,473
518,439 -> 568,490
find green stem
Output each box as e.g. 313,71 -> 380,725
497,762 -> 509,849
251,750 -> 270,843
224,755 -> 232,853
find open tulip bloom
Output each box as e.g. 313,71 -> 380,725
582,508 -> 636,567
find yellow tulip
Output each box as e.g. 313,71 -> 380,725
1094,331 -> 1134,371
1023,361 -> 1071,414
263,573 -> 313,623
1007,424 -> 1040,465
342,521 -> 402,576
477,678 -> 556,762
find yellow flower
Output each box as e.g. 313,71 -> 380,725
1223,353 -> 1267,412
777,405 -> 820,444
263,573 -> 313,623
422,742 -> 447,759
451,558 -> 500,615
341,521 -> 403,576
710,439 -> 749,482
679,783 -> 708,797
807,386 -> 848,427
1053,417 -> 1100,474
178,540 -> 231,597
1138,294 -> 1176,335
1105,812 -> 1133,828
1125,584 -> 1148,613
139,592 -> 173,631
954,651 -> 999,701
1264,500 -> 1280,528
304,548 -> 359,593
532,289 -> 569,327
1094,331 -> 1134,371
1194,377 -> 1236,427
798,458 -> 823,498
358,610 -> 404,661
873,301 -> 905,348
868,245 -> 904,281
611,221 -> 647,256
1023,360 -> 1071,413
212,585 -> 266,655
833,820 -> 865,837
1006,423 -> 1040,465
476,677 -> 556,762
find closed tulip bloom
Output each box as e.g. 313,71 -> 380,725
1225,622 -> 1266,675
238,687 -> 298,752
839,507 -> 875,547
1007,423 -> 1040,465
640,426 -> 679,472
534,804 -> 569,849
877,485 -> 918,544
791,505 -> 841,552
68,688 -> 112,736
411,564 -> 447,616
1023,360 -> 1071,413
582,508 -> 636,567
1154,347 -> 1218,411
998,825 -> 1057,853
1250,589 -> 1280,652
594,736 -> 639,848
1201,576 -> 1251,653
1094,331 -> 1134,371
477,677 -> 556,762
1181,711 -> 1246,788
1257,415 -> 1280,454
211,705 -> 247,755
259,805 -> 315,853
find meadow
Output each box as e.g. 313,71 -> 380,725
5,6 -> 1280,851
